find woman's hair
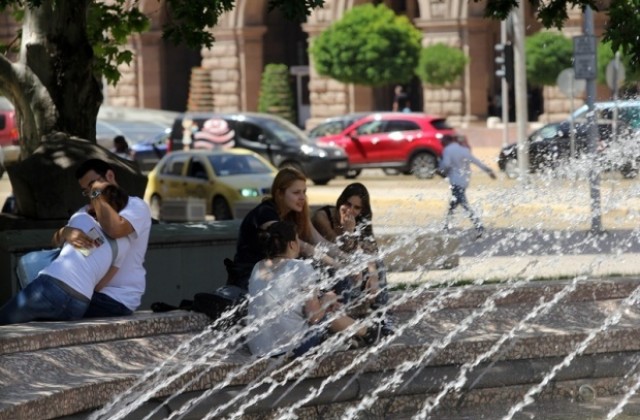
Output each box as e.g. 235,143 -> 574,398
336,182 -> 374,238
261,220 -> 297,259
101,185 -> 129,213
270,167 -> 311,241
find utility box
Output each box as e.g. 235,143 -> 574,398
161,198 -> 206,222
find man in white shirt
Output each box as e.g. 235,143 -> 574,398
438,137 -> 496,237
53,159 -> 151,317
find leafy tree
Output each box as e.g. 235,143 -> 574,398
0,0 -> 322,158
484,0 -> 640,68
0,0 -> 323,220
415,43 -> 468,86
310,3 -> 421,87
524,31 -> 573,87
597,41 -> 640,91
258,64 -> 296,124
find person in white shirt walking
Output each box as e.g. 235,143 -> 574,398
438,137 -> 496,237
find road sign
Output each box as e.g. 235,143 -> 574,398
606,59 -> 626,89
573,35 -> 597,80
557,68 -> 586,98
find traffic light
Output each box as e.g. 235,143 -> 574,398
495,43 -> 514,86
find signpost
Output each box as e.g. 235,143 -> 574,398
557,68 -> 586,158
573,9 -> 601,233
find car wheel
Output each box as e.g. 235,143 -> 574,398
149,195 -> 162,220
504,158 -> 520,179
345,169 -> 361,179
213,196 -> 233,220
312,178 -> 331,186
410,153 -> 437,179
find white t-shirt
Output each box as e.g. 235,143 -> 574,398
246,259 -> 318,356
98,196 -> 151,311
41,213 -> 130,299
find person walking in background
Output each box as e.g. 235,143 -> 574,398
112,135 -> 133,160
392,85 -> 411,112
438,137 -> 496,238
53,159 -> 151,317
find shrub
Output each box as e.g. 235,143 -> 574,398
416,43 -> 468,86
258,63 -> 296,124
310,3 -> 421,86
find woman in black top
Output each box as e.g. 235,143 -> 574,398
230,167 -> 343,291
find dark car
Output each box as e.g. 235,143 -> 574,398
308,112 -> 371,139
96,119 -> 170,172
314,112 -> 465,179
168,112 -> 349,185
498,101 -> 640,179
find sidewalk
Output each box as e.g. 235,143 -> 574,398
387,253 -> 640,287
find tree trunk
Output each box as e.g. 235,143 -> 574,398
18,0 -> 102,153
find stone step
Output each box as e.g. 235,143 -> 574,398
2,278 -> 640,419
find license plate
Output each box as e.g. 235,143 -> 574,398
336,161 -> 348,169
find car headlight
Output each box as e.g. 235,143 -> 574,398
240,188 -> 260,197
301,144 -> 327,158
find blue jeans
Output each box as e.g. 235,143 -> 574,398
291,326 -> 328,358
83,292 -> 133,318
0,274 -> 89,325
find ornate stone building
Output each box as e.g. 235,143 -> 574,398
1,1 -> 609,129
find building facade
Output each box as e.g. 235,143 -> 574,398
1,1 -> 609,129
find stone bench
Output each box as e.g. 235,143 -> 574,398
3,277 -> 640,419
0,221 -> 459,310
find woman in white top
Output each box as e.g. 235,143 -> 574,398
247,221 -> 374,358
0,185 -> 131,325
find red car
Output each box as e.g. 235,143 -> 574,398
314,112 -> 465,179
0,97 -> 19,148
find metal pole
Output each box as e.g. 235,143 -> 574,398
513,0 -> 529,181
501,20 -> 510,149
584,6 -> 602,232
570,76 -> 576,158
612,51 -> 620,145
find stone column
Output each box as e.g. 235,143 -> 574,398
202,26 -> 266,113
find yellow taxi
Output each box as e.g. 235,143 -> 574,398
144,148 -> 277,220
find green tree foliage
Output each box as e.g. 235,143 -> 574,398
524,31 -> 573,87
415,43 -> 468,86
597,41 -> 640,87
484,0 -> 640,67
258,64 -> 296,124
310,3 -> 422,86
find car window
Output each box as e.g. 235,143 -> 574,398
430,119 -> 454,130
209,153 -> 273,176
309,121 -> 345,138
187,158 -> 208,180
535,124 -> 561,140
236,122 -> 263,143
385,120 -> 420,132
161,154 -> 188,176
356,120 -> 385,135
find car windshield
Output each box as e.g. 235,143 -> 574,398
257,117 -> 313,145
209,153 -> 273,176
